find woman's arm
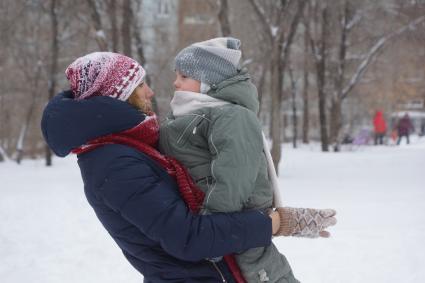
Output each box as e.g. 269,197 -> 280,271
99,155 -> 273,262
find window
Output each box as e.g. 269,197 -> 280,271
157,0 -> 170,17
183,14 -> 214,25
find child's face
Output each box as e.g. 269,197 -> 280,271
174,71 -> 201,93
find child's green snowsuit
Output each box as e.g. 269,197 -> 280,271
160,71 -> 299,283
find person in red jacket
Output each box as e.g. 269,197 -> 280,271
373,110 -> 387,145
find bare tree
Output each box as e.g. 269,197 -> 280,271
0,146 -> 8,162
121,0 -> 132,57
217,0 -> 231,36
107,0 -> 119,52
328,2 -> 349,151
1,0 -> 423,163
45,0 -> 59,166
248,0 -> 306,170
132,1 -> 148,84
86,0 -> 108,51
328,1 -> 425,151
288,64 -> 298,148
0,1 -> 9,161
16,62 -> 43,164
307,0 -> 330,151
132,0 -> 160,114
2,0 -> 52,163
302,11 -> 310,144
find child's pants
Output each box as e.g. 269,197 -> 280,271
235,243 -> 299,283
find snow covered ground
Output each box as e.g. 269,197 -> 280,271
1,137 -> 424,283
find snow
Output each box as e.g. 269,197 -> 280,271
95,30 -> 106,40
271,25 -> 279,37
1,137 -> 425,282
275,137 -> 425,283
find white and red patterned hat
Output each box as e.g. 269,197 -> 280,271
65,52 -> 146,101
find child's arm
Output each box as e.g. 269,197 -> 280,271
203,107 -> 264,213
274,207 -> 337,238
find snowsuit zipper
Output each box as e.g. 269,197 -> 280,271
211,261 -> 227,283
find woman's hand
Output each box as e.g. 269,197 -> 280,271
269,210 -> 281,235
272,207 -> 337,238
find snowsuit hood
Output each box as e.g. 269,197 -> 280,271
207,69 -> 259,114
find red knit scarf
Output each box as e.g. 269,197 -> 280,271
72,115 -> 246,283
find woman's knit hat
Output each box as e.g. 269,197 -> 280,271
174,37 -> 242,87
65,52 -> 145,101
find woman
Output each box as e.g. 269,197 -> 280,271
41,52 -> 335,282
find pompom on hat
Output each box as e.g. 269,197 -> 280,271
65,52 -> 145,101
174,37 -> 242,88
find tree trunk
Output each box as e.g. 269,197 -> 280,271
317,83 -> 329,151
316,6 -> 329,152
121,0 -> 132,57
87,0 -> 108,51
302,73 -> 310,144
0,70 -> 5,161
16,95 -> 36,164
16,59 -> 43,164
330,1 -> 348,152
256,64 -> 267,115
16,124 -> 27,164
107,0 -> 118,52
218,0 -> 231,36
132,4 -> 159,115
302,18 -> 310,144
46,0 -> 59,166
0,145 -> 9,162
329,98 -> 342,151
271,1 -> 306,171
270,45 -> 282,171
289,67 -> 298,148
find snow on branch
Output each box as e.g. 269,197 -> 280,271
340,15 -> 425,99
96,29 -> 106,40
0,146 -> 10,162
346,11 -> 362,31
248,0 -> 274,40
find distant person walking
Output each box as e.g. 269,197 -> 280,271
373,110 -> 387,145
397,113 -> 414,145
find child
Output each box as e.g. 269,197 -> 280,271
159,37 -> 299,283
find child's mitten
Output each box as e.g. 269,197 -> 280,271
275,207 -> 337,238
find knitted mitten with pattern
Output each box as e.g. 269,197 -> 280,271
275,207 -> 337,238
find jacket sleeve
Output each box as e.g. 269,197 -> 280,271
204,106 -> 264,213
99,155 -> 272,262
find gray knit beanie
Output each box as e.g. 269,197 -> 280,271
174,37 -> 242,88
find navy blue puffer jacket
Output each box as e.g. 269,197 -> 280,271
41,91 -> 272,282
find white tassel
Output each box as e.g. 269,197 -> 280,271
262,132 -> 283,207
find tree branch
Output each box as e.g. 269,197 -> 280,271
86,0 -> 108,51
247,0 -> 273,42
341,15 -> 425,99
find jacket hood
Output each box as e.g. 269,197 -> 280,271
375,111 -> 383,117
41,90 -> 145,157
207,69 -> 259,114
